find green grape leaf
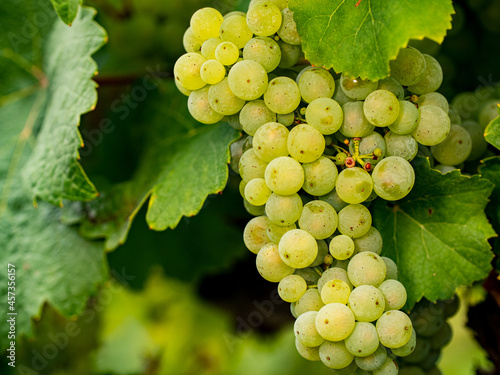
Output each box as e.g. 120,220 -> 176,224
0,95 -> 108,350
78,84 -> 240,250
484,106 -> 500,150
50,0 -> 80,25
288,0 -> 454,80
0,1 -> 106,205
372,157 -> 496,309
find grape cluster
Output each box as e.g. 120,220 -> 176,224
397,296 -> 459,375
173,1 -> 461,372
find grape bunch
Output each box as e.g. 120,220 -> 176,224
173,1 -> 460,372
397,296 -> 459,375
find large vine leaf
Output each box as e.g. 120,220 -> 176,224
78,83 -> 240,250
50,0 -> 80,25
372,157 -> 495,309
288,0 -> 454,80
0,95 -> 108,350
484,106 -> 500,150
0,0 -> 106,205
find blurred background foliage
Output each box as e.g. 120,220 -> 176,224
1,0 -> 500,374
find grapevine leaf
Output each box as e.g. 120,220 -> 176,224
0,95 -> 108,350
0,1 -> 106,205
484,106 -> 500,150
78,84 -> 240,250
288,0 -> 454,80
50,0 -> 80,25
372,157 -> 496,309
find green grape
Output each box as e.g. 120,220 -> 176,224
256,242 -> 295,282
363,90 -> 400,127
399,367 -> 426,375
265,156 -> 304,195
413,105 -> 451,145
174,78 -> 192,97
287,124 -> 325,163
321,279 -> 351,304
201,37 -> 222,60
183,27 -> 204,53
240,100 -> 276,136
426,366 -> 442,375
190,7 -> 224,40
264,76 -> 302,114
355,344 -> 387,371
352,131 -> 386,165
294,267 -> 320,286
316,303 -> 355,341
355,369 -> 373,375
403,337 -> 431,364
302,156 -> 338,196
388,101 -> 419,135
389,46 -> 426,86
279,229 -> 318,268
174,52 -> 207,91
228,60 -> 268,101
372,156 -> 415,201
319,341 -> 355,369
410,303 -> 445,337
295,338 -> 321,361
244,198 -> 266,216
305,98 -> 343,135
384,131 -> 418,161
442,295 -> 460,318
276,113 -> 294,127
433,164 -> 457,174
318,267 -> 353,293
417,92 -> 449,113
200,59 -> 225,85
220,15 -> 253,49
239,179 -> 248,198
277,39 -> 302,68
376,310 -> 413,348
381,257 -> 398,280
295,288 -> 325,316
298,201 -> 338,240
246,1 -> 282,36
378,279 -> 407,310
239,148 -> 268,182
348,252 -> 387,287
215,41 -> 239,65
332,259 -> 350,271
348,285 -> 385,322
430,124 -> 472,165
295,311 -> 325,347
277,8 -> 301,45
377,77 -> 404,100
345,322 -> 379,357
227,113 -> 242,131
265,192 -> 303,226
230,137 -> 245,174
188,87 -> 224,124
310,239 -> 329,267
338,204 -> 372,238
372,358 -> 398,375
431,321 -> 452,350
244,178 -> 272,206
391,328 -> 416,357
340,102 -> 375,138
253,122 -> 289,162
332,361 -> 359,374
250,0 -> 288,10
353,226 -> 383,255
329,235 -> 355,260
333,79 -> 355,106
291,302 -> 298,318
208,77 -> 245,115
335,167 -> 373,204
320,187 -> 348,212
243,215 -> 271,253
267,221 -> 296,243
461,120 -> 488,161
243,37 -> 282,73
451,92 -> 477,120
298,67 -> 336,103
448,105 -> 462,125
224,11 -> 246,18
340,74 -> 378,100
408,54 -> 443,95
479,99 -> 500,128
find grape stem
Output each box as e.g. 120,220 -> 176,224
314,267 -> 323,276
